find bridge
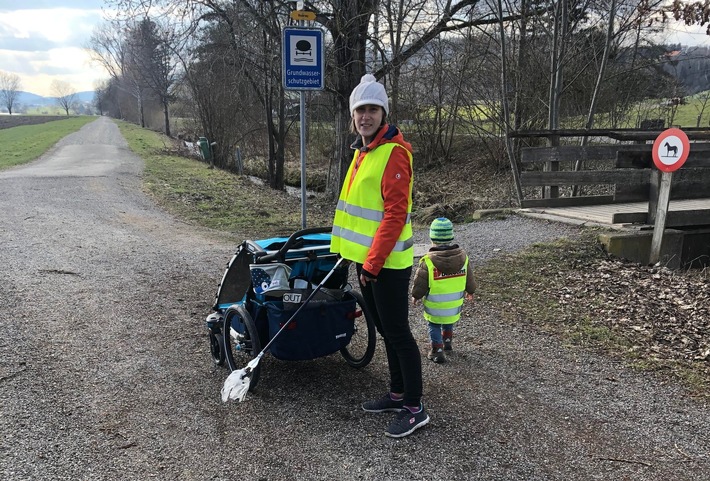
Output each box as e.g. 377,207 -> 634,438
509,128 -> 710,268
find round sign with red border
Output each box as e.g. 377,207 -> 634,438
652,128 -> 690,172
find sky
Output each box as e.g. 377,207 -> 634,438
662,21 -> 710,49
1,2 -> 710,98
0,1 -> 109,97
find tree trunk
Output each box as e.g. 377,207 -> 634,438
265,77 -> 285,191
325,0 -> 376,198
274,89 -> 286,191
329,104 -> 352,197
138,92 -> 145,128
573,0 -> 616,195
498,0 -> 523,205
546,0 -> 567,199
163,100 -> 171,137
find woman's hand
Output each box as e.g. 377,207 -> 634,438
359,272 -> 376,285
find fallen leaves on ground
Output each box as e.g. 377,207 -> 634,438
478,233 -> 710,394
561,260 -> 710,367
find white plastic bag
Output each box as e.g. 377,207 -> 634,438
221,369 -> 250,402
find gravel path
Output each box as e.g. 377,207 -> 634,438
1,116 -> 709,481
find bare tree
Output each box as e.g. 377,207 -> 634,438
124,18 -> 179,136
0,71 -> 22,115
321,0 -> 514,195
51,80 -> 77,115
87,22 -> 125,80
88,23 -> 126,119
94,79 -> 110,116
107,0 -> 519,196
693,88 -> 710,127
88,21 -> 150,127
497,0 -> 523,205
103,0 -> 693,204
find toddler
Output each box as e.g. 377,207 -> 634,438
411,217 -> 476,363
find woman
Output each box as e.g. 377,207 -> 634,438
331,74 -> 428,438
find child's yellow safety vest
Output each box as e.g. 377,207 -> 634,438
422,255 -> 468,324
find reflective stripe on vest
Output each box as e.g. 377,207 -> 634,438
422,255 -> 468,324
334,200 -> 412,224
331,225 -> 414,253
330,143 -> 413,269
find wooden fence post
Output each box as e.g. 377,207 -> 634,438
649,171 -> 673,265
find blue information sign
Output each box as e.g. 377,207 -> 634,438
282,27 -> 324,91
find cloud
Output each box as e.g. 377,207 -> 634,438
7,47 -> 104,95
0,0 -> 104,9
655,20 -> 710,47
0,46 -> 94,74
0,7 -> 103,50
0,5 -> 107,95
0,36 -> 56,52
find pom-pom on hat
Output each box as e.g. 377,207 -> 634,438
430,217 -> 454,244
349,74 -> 389,116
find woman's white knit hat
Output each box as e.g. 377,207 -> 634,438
349,74 -> 389,116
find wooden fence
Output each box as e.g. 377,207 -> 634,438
510,128 -> 710,226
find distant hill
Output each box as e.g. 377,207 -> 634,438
16,91 -> 95,106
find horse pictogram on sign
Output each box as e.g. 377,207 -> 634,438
652,128 -> 690,172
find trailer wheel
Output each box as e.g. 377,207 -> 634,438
208,329 -> 225,366
223,304 -> 262,390
340,291 -> 376,368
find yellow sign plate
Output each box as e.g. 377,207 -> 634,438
290,10 -> 316,21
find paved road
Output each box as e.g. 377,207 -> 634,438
1,117 -> 709,481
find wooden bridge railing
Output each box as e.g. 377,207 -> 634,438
510,128 -> 710,226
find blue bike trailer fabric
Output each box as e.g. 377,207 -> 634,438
264,294 -> 356,361
254,233 -> 332,261
254,232 -> 331,251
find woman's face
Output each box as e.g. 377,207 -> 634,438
353,104 -> 384,143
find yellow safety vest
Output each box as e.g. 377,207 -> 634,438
421,255 -> 468,324
331,143 -> 414,269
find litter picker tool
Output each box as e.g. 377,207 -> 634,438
221,256 -> 347,402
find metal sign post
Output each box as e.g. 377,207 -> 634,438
282,21 -> 324,229
649,128 -> 690,265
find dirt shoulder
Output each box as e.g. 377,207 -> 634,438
1,117 -> 709,481
0,115 -> 74,129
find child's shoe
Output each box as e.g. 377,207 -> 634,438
427,344 -> 446,363
443,337 -> 453,351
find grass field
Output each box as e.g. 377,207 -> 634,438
669,91 -> 710,127
0,116 -> 96,170
115,120 -> 335,238
24,106 -> 69,116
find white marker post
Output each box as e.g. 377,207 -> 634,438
649,128 -> 689,265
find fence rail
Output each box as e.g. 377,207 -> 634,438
512,129 -> 710,226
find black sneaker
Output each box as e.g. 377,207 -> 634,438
362,393 -> 405,413
385,407 -> 430,438
443,338 -> 453,351
427,347 -> 446,363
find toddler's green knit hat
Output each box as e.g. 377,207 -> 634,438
430,217 -> 454,244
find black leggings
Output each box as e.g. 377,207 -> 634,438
357,264 -> 422,406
